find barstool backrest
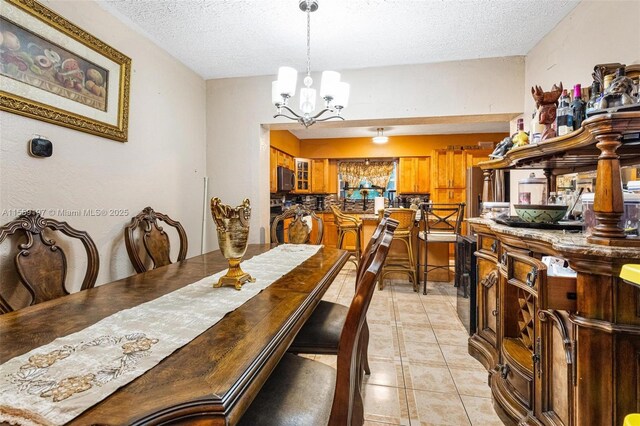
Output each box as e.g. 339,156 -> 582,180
423,203 -> 466,235
379,208 -> 416,233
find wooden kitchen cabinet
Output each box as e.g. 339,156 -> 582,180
398,157 -> 430,194
433,188 -> 465,204
311,159 -> 329,193
294,158 -> 311,193
433,149 -> 467,189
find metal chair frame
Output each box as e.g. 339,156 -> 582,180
417,202 -> 465,295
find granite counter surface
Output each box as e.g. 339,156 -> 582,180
468,217 -> 640,260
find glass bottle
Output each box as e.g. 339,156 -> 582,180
530,110 -> 543,143
556,89 -> 574,136
586,81 -> 601,117
548,191 -> 558,205
571,84 -> 586,130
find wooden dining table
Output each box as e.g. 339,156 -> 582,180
0,244 -> 349,425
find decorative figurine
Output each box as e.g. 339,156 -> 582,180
210,197 -> 255,290
512,129 -> 529,148
596,67 -> 636,110
489,136 -> 514,159
531,82 -> 563,141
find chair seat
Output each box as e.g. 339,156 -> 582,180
419,231 -> 457,243
238,353 -> 336,426
289,300 -> 347,353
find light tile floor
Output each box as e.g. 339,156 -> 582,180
309,262 -> 504,426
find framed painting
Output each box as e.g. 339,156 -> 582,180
0,0 -> 131,142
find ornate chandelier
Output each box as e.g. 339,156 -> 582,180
271,0 -> 350,128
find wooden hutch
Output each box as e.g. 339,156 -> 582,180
468,112 -> 640,425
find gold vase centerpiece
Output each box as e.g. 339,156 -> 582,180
210,197 -> 255,290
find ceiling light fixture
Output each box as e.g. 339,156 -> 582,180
271,0 -> 350,128
372,128 -> 389,144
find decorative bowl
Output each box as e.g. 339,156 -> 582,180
514,204 -> 568,224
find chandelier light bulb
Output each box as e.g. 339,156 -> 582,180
277,66 -> 297,97
300,88 -> 317,114
333,82 -> 350,109
320,71 -> 340,99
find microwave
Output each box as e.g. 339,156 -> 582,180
277,166 -> 295,192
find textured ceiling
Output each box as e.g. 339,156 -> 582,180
98,0 -> 579,80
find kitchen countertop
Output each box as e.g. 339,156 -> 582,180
468,217 -> 640,260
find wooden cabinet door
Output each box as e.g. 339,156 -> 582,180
416,157 -> 430,193
450,150 -> 467,188
270,147 -> 278,193
398,157 -> 415,193
311,159 -> 329,193
434,150 -> 449,188
433,188 -> 465,204
535,310 -> 574,426
327,160 -> 338,194
477,255 -> 499,350
294,158 -> 311,193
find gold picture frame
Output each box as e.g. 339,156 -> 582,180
0,0 -> 131,142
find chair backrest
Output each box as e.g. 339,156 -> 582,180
329,220 -> 397,426
270,204 -> 324,245
0,211 -> 99,314
124,207 -> 188,273
329,205 -> 360,228
355,210 -> 391,283
423,203 -> 466,235
379,208 -> 416,233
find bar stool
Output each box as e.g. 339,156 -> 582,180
330,205 -> 362,267
418,203 -> 465,295
378,207 -> 418,291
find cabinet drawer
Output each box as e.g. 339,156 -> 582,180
507,251 -> 545,295
544,276 -> 577,311
501,338 -> 534,409
477,233 -> 499,257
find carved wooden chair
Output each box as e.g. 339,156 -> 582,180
239,220 -> 396,426
289,211 -> 394,376
271,204 -> 324,245
0,211 -> 99,314
124,207 -> 188,273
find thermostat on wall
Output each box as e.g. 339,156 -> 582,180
29,137 -> 53,158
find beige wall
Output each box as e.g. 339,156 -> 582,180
205,57 -> 525,250
523,0 -> 640,121
0,0 -> 207,290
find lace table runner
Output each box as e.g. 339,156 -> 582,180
0,244 -> 322,426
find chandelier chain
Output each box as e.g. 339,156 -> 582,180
306,1 -> 311,77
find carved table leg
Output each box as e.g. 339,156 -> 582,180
587,133 -> 629,245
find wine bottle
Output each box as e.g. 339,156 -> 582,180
556,89 -> 573,136
586,81 -> 601,117
571,84 -> 586,130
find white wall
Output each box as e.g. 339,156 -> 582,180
205,57 -> 525,250
523,0 -> 640,120
0,0 -> 207,290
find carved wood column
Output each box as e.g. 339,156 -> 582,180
587,133 -> 627,244
543,168 -> 555,197
482,169 -> 495,203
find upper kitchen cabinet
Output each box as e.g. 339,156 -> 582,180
270,148 -> 296,193
311,159 -> 329,193
433,149 -> 467,189
398,157 -> 430,194
294,157 -> 311,193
